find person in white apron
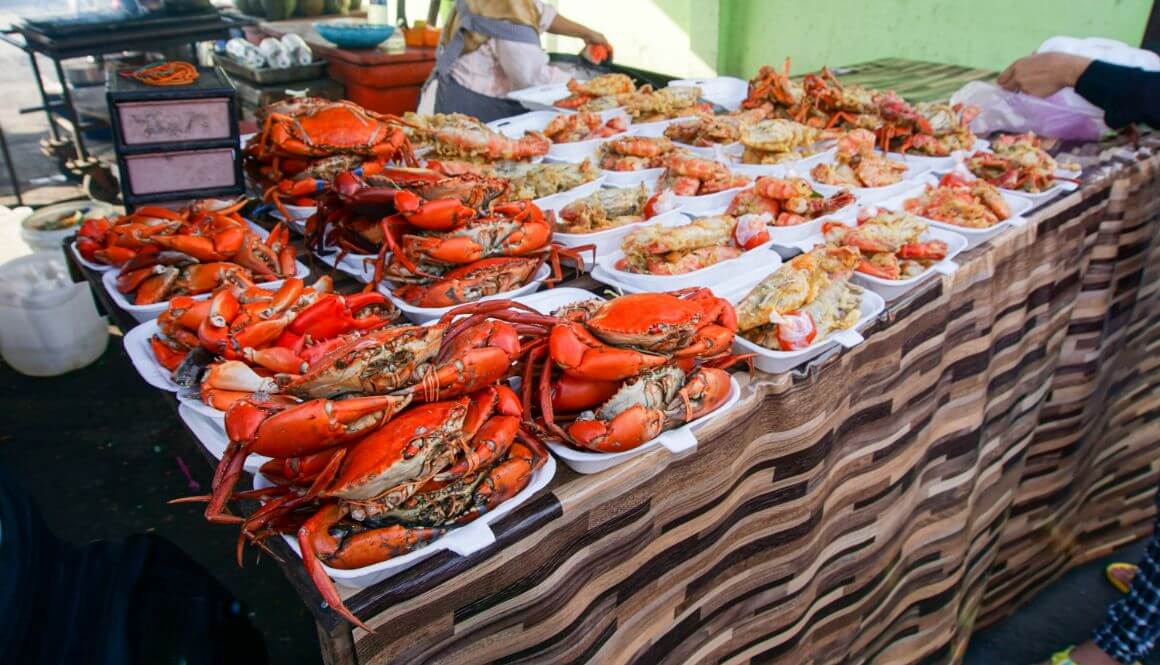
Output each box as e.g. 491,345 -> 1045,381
418,0 -> 609,122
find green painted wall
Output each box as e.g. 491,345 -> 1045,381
717,0 -> 1152,78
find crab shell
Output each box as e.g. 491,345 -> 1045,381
583,291 -> 734,353
281,324 -> 445,399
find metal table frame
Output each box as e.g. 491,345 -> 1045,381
0,12 -> 255,167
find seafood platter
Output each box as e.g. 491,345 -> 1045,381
90,60 -> 1086,629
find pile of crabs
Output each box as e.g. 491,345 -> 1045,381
76,198 -> 298,305
743,57 -> 981,157
170,287 -> 741,629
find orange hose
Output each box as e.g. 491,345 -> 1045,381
119,61 -> 199,87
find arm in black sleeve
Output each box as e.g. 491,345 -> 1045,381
1074,59 -> 1160,130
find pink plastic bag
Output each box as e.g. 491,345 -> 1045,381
950,80 -> 1107,141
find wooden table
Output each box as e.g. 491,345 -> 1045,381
67,60 -> 1160,664
257,19 -> 436,114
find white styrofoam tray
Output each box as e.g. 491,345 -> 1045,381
71,241 -> 118,272
102,257 -> 310,323
532,175 -> 607,211
626,116 -> 699,137
123,318 -> 182,392
598,165 -> 664,188
731,146 -> 837,177
732,286 -> 885,374
592,259 -> 780,304
808,154 -> 933,203
548,210 -> 689,271
179,403 -> 268,474
488,109 -> 629,163
506,286 -> 742,474
255,454 -> 556,589
782,223 -> 969,300
313,249 -> 377,284
545,377 -> 740,474
673,185 -> 750,214
872,179 -> 1035,250
381,263 -> 551,324
594,214 -> 776,292
505,83 -> 626,119
666,77 -> 748,111
270,203 -> 317,225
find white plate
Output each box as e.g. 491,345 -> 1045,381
312,249 -> 377,284
598,166 -> 664,188
733,287 -> 886,374
672,185 -> 750,214
676,141 -> 744,160
626,116 -> 699,137
873,179 -> 1035,250
70,241 -> 118,272
666,77 -> 748,111
488,109 -> 629,163
381,263 -> 551,324
786,222 -> 969,300
122,319 -> 182,392
548,210 -> 689,271
593,260 -> 779,303
505,83 -> 625,120
596,219 -> 777,292
731,146 -> 837,175
256,454 -> 556,589
996,168 -> 1081,203
808,154 -> 932,203
102,258 -> 310,323
179,403 -> 270,475
532,175 -> 607,211
270,203 -> 317,225
100,221 -> 311,322
505,286 -> 743,474
546,377 -> 740,474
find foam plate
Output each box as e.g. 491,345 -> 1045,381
532,175 -> 607,211
786,222 -> 969,300
506,286 -> 742,474
255,455 -> 555,589
102,259 -> 310,323
122,319 -> 183,391
596,230 -> 777,293
808,154 -> 933,203
731,146 -> 837,175
732,286 -> 885,374
71,241 -> 118,272
547,209 -> 689,271
179,403 -> 270,474
381,264 -> 551,324
874,179 -> 1035,250
488,109 -> 629,163
666,77 -> 748,111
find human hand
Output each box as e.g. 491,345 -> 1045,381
997,52 -> 1093,98
583,30 -> 609,48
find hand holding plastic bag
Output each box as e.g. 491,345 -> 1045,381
950,36 -> 1160,141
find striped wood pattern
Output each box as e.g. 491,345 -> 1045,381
332,150 -> 1160,663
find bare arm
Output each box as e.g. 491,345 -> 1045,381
546,13 -> 608,46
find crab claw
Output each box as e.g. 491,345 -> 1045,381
229,393 -> 414,459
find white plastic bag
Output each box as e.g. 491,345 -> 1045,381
950,36 -> 1160,141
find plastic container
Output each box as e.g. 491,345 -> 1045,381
808,154 -> 932,203
531,175 -> 606,210
667,76 -> 748,111
70,241 -> 118,272
102,259 -> 310,323
179,404 -> 269,473
381,263 -> 551,324
255,455 -> 556,588
487,109 -> 629,163
547,209 -> 688,271
784,221 -> 969,300
599,165 -> 664,188
595,216 -> 778,292
21,201 -> 116,256
0,254 -> 108,376
673,185 -> 750,214
872,179 -> 1035,250
732,286 -> 885,374
122,319 -> 182,391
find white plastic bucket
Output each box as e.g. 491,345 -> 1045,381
0,254 -> 108,376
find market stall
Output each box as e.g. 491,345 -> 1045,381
64,58 -> 1160,665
